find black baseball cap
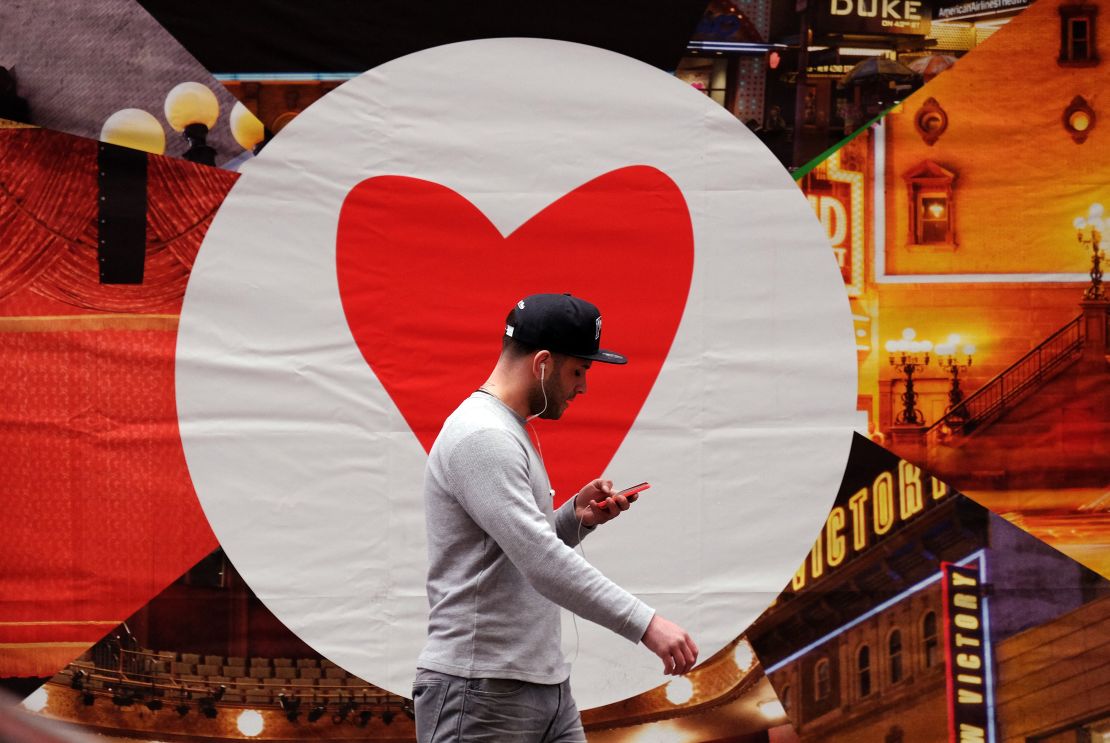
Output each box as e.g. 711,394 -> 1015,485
505,293 -> 627,364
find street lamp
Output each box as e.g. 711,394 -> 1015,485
885,328 -> 932,426
935,334 -> 974,426
1073,203 -> 1106,300
164,82 -> 220,166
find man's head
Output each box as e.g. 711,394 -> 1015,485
499,293 -> 625,420
503,293 -> 625,365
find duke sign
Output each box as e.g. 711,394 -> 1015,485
820,0 -> 932,35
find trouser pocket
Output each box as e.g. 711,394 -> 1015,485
412,679 -> 448,743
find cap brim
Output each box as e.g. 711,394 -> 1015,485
573,349 -> 627,365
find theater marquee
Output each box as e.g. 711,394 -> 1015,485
942,560 -> 996,743
792,458 -> 950,591
818,0 -> 932,35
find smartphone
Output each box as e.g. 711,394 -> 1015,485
615,482 -> 650,498
591,482 -> 650,508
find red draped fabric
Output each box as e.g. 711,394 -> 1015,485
0,128 -> 235,676
0,128 -> 235,312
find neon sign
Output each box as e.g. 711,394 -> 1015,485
792,459 -> 949,591
821,0 -> 932,34
942,560 -> 996,742
804,148 -> 865,297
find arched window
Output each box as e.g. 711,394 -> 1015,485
815,658 -> 831,701
857,645 -> 872,698
889,629 -> 904,683
922,612 -> 939,669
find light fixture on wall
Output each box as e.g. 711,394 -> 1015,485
885,328 -> 932,426
1073,203 -> 1106,299
914,97 -> 948,146
935,334 -> 975,426
1063,95 -> 1096,144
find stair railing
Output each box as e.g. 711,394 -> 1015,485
926,315 -> 1085,446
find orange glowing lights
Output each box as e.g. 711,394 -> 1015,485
1069,110 -> 1091,132
1063,95 -> 1096,143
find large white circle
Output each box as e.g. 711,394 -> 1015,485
176,39 -> 857,708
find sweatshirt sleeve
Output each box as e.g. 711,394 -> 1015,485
555,495 -> 595,548
447,428 -> 654,644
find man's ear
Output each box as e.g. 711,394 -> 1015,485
532,350 -> 552,379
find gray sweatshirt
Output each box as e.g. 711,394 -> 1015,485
416,391 -> 655,684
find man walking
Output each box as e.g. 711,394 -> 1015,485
414,293 -> 698,742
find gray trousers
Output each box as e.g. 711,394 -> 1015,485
413,668 -> 587,743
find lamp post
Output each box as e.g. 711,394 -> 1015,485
164,82 -> 220,166
885,328 -> 932,426
935,334 -> 974,427
96,108 -> 162,285
1073,202 -> 1106,300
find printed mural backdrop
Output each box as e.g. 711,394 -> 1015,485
2,1 -> 1109,742
175,38 -> 857,708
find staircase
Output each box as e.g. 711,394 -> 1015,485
926,314 -> 1085,447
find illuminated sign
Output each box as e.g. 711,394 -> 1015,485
942,560 -> 996,742
792,459 -> 950,591
819,0 -> 932,35
807,64 -> 857,75
802,146 -> 865,297
936,0 -> 1030,20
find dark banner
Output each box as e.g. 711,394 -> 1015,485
942,560 -> 994,743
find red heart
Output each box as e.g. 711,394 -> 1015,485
336,166 -> 693,506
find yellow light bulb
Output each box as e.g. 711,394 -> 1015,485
230,101 -> 265,151
100,108 -> 166,154
164,82 -> 220,132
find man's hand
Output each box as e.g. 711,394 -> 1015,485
641,614 -> 699,675
574,478 -> 638,528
